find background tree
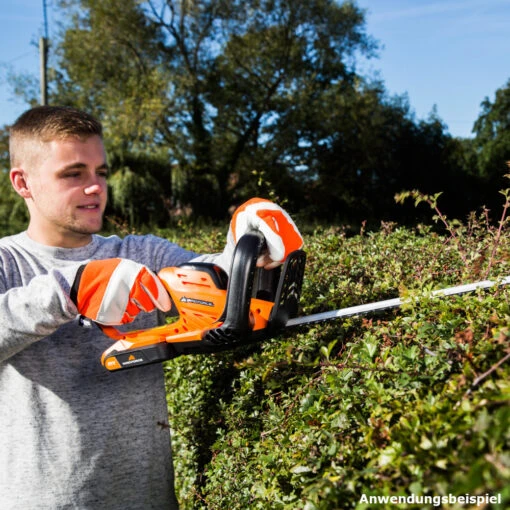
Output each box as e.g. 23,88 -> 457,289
51,0 -> 377,220
472,79 -> 510,215
4,0 -> 505,228
0,127 -> 29,235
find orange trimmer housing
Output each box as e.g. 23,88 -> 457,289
101,232 -> 306,371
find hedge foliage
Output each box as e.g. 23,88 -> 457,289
163,198 -> 510,509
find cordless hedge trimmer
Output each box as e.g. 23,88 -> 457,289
100,232 -> 510,371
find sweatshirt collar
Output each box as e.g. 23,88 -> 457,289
16,231 -> 102,261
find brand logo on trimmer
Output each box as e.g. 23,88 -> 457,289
180,296 -> 214,307
121,355 -> 144,366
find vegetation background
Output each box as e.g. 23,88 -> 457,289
0,1 -> 509,508
1,0 -> 509,229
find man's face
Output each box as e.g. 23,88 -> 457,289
12,135 -> 108,248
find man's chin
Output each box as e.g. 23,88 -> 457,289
70,222 -> 103,236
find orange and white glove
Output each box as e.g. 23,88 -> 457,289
227,198 -> 303,269
71,258 -> 171,325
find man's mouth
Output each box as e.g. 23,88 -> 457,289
78,204 -> 101,210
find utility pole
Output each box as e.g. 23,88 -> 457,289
39,0 -> 49,105
39,38 -> 48,105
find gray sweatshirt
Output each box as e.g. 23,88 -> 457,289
0,231 -> 206,509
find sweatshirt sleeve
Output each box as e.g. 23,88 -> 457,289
0,265 -> 80,363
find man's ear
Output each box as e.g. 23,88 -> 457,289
10,168 -> 32,199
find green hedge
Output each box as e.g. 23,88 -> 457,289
164,219 -> 510,509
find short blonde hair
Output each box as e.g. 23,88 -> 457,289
9,105 -> 103,167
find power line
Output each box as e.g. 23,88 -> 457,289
3,51 -> 37,66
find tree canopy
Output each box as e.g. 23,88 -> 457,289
473,79 -> 510,177
2,0 -> 509,228
49,0 -> 377,220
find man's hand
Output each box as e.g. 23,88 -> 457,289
71,258 -> 171,325
228,198 -> 303,269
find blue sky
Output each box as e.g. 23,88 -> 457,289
1,0 -> 509,138
359,0 -> 510,138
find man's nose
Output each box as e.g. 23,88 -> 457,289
84,176 -> 106,195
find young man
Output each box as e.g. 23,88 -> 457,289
0,105 -> 303,509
